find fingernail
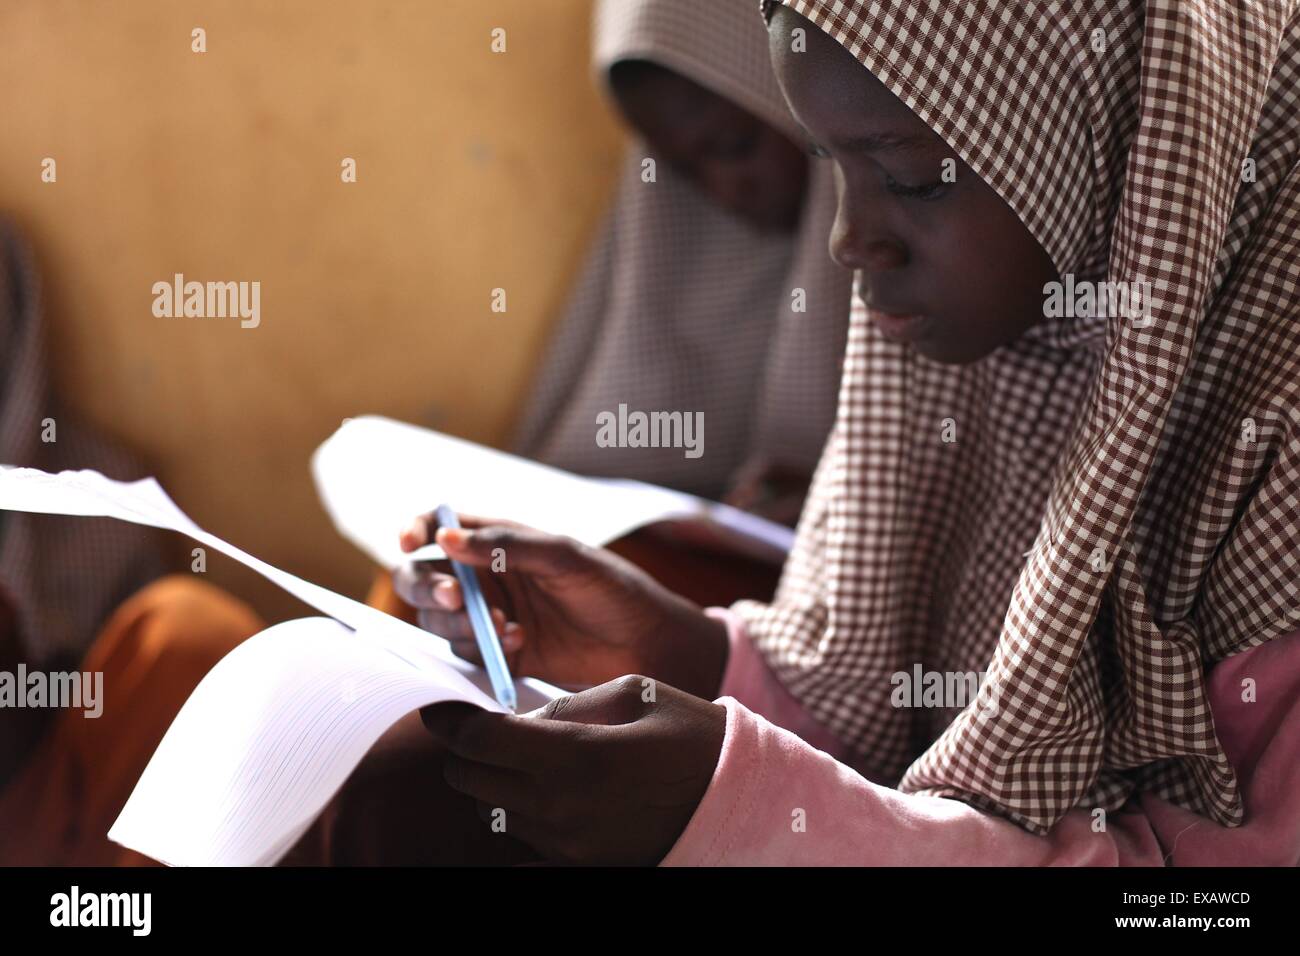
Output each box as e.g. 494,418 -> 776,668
501,622 -> 522,650
437,527 -> 466,549
400,521 -> 424,548
434,579 -> 458,608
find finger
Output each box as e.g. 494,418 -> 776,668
434,524 -> 590,577
392,564 -> 463,610
417,608 -> 475,645
442,754 -> 540,817
399,511 -> 438,553
445,637 -> 482,664
470,806 -> 558,859
531,676 -> 652,727
393,559 -> 518,623
420,706 -> 602,773
398,510 -> 526,553
431,613 -> 523,660
500,620 -> 524,654
466,801 -> 596,866
419,702 -> 484,748
428,679 -> 656,769
415,603 -> 507,638
455,513 -> 531,532
434,606 -> 509,642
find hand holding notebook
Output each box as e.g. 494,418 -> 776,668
0,465 -> 565,865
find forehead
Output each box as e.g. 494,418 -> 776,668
618,65 -> 747,127
768,8 -> 942,151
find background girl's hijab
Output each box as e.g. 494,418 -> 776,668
0,219 -> 162,666
510,0 -> 851,498
743,0 -> 1300,832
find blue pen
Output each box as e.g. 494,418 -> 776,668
434,504 -> 517,712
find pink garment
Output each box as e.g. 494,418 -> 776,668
662,610 -> 1300,866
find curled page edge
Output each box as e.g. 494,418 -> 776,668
0,465 -> 566,865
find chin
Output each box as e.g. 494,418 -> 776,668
911,337 -> 989,366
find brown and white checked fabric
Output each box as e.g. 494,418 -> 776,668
510,0 -> 852,499
0,219 -> 163,667
741,0 -> 1300,833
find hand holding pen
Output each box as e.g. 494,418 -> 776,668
394,511 -> 730,701
432,504 -> 517,711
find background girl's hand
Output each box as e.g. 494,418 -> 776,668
421,677 -> 726,866
392,513 -> 728,697
723,456 -> 813,528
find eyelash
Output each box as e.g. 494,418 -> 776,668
884,175 -> 950,201
806,143 -> 950,201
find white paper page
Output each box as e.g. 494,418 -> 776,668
0,465 -> 564,865
108,617 -> 542,867
107,614 -> 560,866
311,415 -> 793,568
0,464 -> 460,669
594,476 -> 798,560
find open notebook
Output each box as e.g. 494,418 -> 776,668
312,416 -> 795,568
0,465 -> 564,866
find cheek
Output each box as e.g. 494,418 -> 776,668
912,189 -> 1056,330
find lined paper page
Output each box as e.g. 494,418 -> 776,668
110,617 -> 555,866
0,465 -> 563,865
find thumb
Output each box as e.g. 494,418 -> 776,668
419,701 -> 484,746
437,524 -> 590,577
530,676 -> 651,727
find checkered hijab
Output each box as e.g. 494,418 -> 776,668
741,0 -> 1300,832
0,219 -> 163,666
511,0 -> 851,499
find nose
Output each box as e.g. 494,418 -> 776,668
829,186 -> 907,273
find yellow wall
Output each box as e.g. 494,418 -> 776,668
0,0 -> 625,621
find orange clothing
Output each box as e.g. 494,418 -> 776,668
0,576 -> 263,866
365,571 -> 416,624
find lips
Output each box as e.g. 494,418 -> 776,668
865,303 -> 930,341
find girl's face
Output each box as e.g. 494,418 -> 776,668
769,8 -> 1059,364
610,60 -> 810,233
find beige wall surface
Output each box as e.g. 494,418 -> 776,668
0,1 -> 624,621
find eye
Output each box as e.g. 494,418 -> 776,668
709,128 -> 760,161
884,174 -> 950,201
